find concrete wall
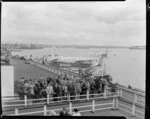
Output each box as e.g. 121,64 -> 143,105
1,65 -> 14,97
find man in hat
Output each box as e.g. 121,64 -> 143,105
72,108 -> 81,116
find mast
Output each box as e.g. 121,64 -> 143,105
52,46 -> 56,57
101,56 -> 104,77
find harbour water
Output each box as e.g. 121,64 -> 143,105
12,48 -> 146,91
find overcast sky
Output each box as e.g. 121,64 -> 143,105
2,0 -> 146,46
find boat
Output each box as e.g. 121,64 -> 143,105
1,48 -> 11,64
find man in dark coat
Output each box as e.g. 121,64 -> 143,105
53,83 -> 60,101
59,107 -> 70,116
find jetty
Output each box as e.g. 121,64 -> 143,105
1,59 -> 145,118
30,60 -> 79,79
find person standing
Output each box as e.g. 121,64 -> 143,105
28,79 -> 34,106
24,80 -> 31,105
46,83 -> 54,103
75,81 -> 81,100
64,84 -> 68,100
30,81 -> 35,100
53,83 -> 60,101
33,83 -> 39,101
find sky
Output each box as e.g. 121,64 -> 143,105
2,0 -> 146,46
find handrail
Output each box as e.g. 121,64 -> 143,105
2,92 -> 113,103
2,89 -> 144,106
118,103 -> 132,110
137,98 -> 145,103
95,102 -> 113,107
3,90 -> 145,118
3,89 -> 145,118
8,98 -> 114,116
118,102 -> 144,119
2,99 -> 25,103
2,94 -> 114,108
118,86 -> 145,97
118,84 -> 145,93
31,61 -> 79,77
2,96 -> 20,98
72,105 -> 93,109
135,109 -> 145,115
17,110 -> 44,115
2,89 -> 145,113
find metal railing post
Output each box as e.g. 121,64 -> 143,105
116,96 -> 118,109
44,105 -> 47,116
92,100 -> 95,113
120,88 -> 122,97
132,103 -> 136,117
68,94 -> 70,102
24,95 -> 27,107
15,108 -> 19,115
113,96 -> 115,109
69,102 -> 72,115
87,90 -> 89,101
104,89 -> 106,99
132,94 -> 137,117
76,93 -> 77,100
113,94 -> 118,110
47,94 -> 50,104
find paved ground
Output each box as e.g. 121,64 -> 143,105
11,59 -> 58,82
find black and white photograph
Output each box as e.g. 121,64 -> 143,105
1,0 -> 146,118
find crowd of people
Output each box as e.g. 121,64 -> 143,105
17,74 -> 111,105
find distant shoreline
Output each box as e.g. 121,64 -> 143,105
13,48 -> 43,52
45,45 -> 146,49
12,47 -> 146,51
129,47 -> 146,50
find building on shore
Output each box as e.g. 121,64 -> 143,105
1,61 -> 14,97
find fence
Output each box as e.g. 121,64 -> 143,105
117,87 -> 145,119
30,61 -> 79,78
7,94 -> 118,116
2,89 -> 115,108
2,88 -> 145,118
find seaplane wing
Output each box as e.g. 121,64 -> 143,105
57,58 -> 76,63
72,59 -> 99,67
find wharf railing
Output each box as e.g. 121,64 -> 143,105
117,87 -> 145,119
2,90 -> 114,108
5,93 -> 118,116
2,88 -> 145,118
29,61 -> 79,78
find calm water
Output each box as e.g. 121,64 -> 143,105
12,48 -> 146,91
